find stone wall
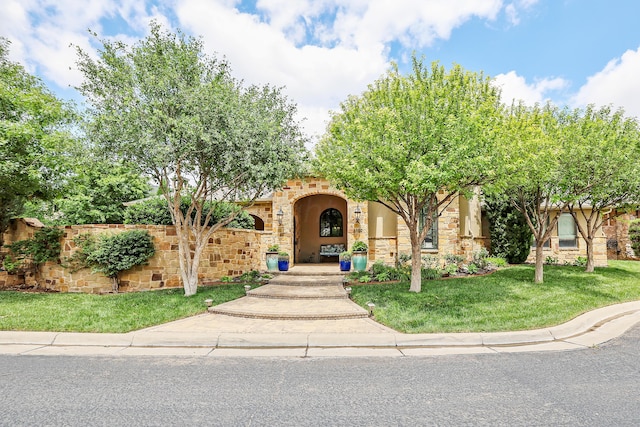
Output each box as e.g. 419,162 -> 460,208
395,193 -> 486,263
602,211 -> 640,260
1,220 -> 266,293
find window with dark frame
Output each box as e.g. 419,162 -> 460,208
320,208 -> 343,237
420,209 -> 438,249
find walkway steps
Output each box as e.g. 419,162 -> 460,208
209,297 -> 368,320
247,284 -> 347,300
208,266 -> 369,320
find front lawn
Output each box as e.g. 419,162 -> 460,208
0,284 -> 249,333
350,260 -> 640,333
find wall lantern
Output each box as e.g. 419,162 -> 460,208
277,207 -> 284,226
354,205 -> 362,222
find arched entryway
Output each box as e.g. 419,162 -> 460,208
294,194 -> 347,263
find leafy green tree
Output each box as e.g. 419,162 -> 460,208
0,38 -> 74,244
124,196 -> 255,229
558,105 -> 640,272
315,58 -> 503,292
75,22 -> 307,296
26,159 -> 150,225
491,102 -> 567,283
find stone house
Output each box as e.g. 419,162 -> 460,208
246,176 -> 488,268
247,176 -> 608,268
0,176 -> 609,293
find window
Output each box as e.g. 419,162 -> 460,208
558,213 -> 578,248
320,208 -> 343,237
420,209 -> 438,249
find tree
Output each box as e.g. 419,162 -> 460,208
75,22 -> 307,296
0,38 -> 73,244
25,158 -> 150,225
315,58 -> 503,292
558,105 -> 640,272
492,102 -> 567,283
123,196 -> 255,229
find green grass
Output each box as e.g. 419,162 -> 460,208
0,284 -> 251,333
350,260 -> 640,333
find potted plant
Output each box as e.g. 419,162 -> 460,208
278,251 -> 290,271
339,251 -> 352,272
266,244 -> 279,272
351,240 -> 368,272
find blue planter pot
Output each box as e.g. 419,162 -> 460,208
278,260 -> 289,271
339,260 -> 351,271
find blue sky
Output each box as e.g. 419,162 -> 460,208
2,0 -> 640,142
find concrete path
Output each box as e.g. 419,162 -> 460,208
2,264 -> 640,357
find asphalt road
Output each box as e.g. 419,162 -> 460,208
1,326 -> 639,426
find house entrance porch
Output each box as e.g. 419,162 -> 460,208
294,194 -> 347,264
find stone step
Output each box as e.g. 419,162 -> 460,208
267,275 -> 345,287
208,297 -> 369,320
248,284 -> 347,300
275,269 -> 345,277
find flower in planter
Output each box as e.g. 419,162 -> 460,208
351,240 -> 368,252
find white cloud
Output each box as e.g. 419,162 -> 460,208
0,0 -> 524,141
504,0 -> 539,26
493,71 -> 568,106
175,0 -> 505,139
573,47 -> 640,119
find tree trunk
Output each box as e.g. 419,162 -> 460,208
409,237 -> 422,293
111,276 -> 119,294
585,237 -> 595,273
534,244 -> 544,284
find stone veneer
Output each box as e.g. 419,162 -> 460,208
269,177 -> 366,266
1,220 -> 266,293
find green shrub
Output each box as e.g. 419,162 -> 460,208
358,274 -> 372,283
220,276 -> 233,283
444,254 -> 464,266
472,247 -> 490,270
467,263 -> 479,274
573,256 -> 587,267
375,271 -> 391,282
3,226 -> 63,276
485,257 -> 507,268
124,196 -> 254,229
545,256 -> 559,265
351,240 -> 368,252
421,254 -> 440,269
484,193 -> 533,264
421,268 -> 440,280
2,254 -> 21,274
237,270 -> 262,282
630,220 -> 640,257
444,263 -> 458,275
67,230 -> 155,293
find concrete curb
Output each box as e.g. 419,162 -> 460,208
1,301 -> 639,357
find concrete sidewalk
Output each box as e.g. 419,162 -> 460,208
1,301 -> 639,358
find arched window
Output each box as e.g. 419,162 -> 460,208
320,208 -> 343,237
250,215 -> 265,231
